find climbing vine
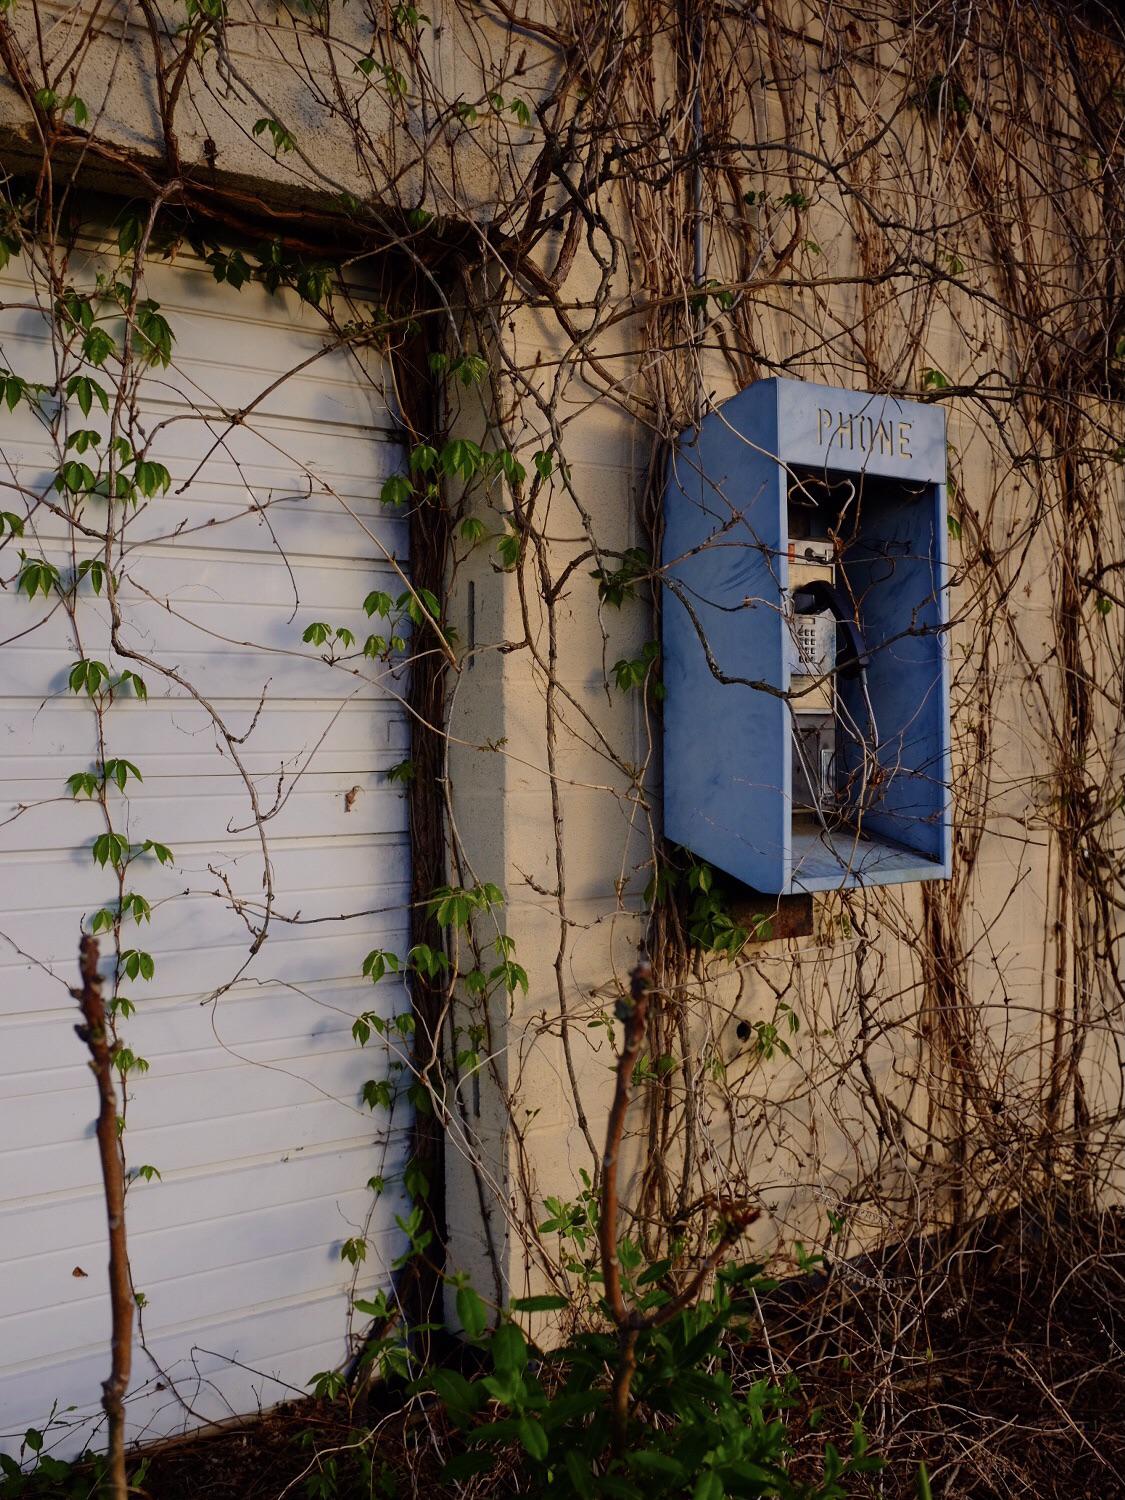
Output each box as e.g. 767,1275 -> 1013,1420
3,0 -> 1125,1494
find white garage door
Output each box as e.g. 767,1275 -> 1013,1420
0,243 -> 412,1455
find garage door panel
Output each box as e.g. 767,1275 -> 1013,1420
0,1225 -> 408,1372
0,915 -> 413,1014
0,1285 -> 398,1455
0,1043 -> 397,1153
0,891 -> 410,984
0,646 -> 406,704
0,1098 -> 409,1203
1,975 -> 405,1087
128,494 -> 409,561
0,836 -> 408,914
0,247 -> 413,1450
155,419 -> 403,487
0,546 -> 408,615
3,1182 -> 412,1347
1,1141 -> 390,1262
11,489 -> 409,562
134,358 -> 392,431
0,772 -> 407,853
0,904 -> 413,1008
0,702 -> 409,780
112,593 -> 410,655
0,416 -> 404,505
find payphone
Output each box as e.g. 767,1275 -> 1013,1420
662,378 -> 951,895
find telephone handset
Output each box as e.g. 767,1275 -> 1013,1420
789,580 -> 869,678
789,576 -> 878,827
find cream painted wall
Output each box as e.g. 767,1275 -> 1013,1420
0,0 -> 1118,1338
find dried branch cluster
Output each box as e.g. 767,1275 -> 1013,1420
3,0 -> 1125,1491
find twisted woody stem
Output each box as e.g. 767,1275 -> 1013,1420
71,934 -> 132,1500
599,948 -> 760,1456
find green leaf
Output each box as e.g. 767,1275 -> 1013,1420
440,438 -> 485,482
564,1450 -> 595,1499
67,374 -> 109,416
122,892 -> 152,924
456,1282 -> 488,1340
627,1451 -> 686,1479
18,555 -> 61,599
591,546 -> 651,607
308,1368 -> 347,1400
68,659 -> 111,696
57,459 -> 96,495
354,1291 -> 390,1318
340,1236 -> 367,1265
488,958 -> 528,995
134,300 -> 173,367
119,949 -> 155,982
0,370 -> 27,411
104,757 -> 142,790
253,116 -> 296,153
597,1478 -> 644,1499
380,473 -> 413,507
692,1472 -> 723,1500
917,1462 -> 933,1500
361,1078 -> 393,1110
490,1320 -> 527,1376
204,247 -> 252,289
493,449 -> 526,484
82,326 -> 116,367
133,459 -> 171,497
516,1416 -> 548,1462
408,942 -> 449,978
117,214 -> 143,256
430,1367 -> 479,1423
409,443 -> 439,474
362,947 -> 400,981
495,530 -> 520,570
363,590 -> 394,617
510,1293 -> 569,1312
450,353 -> 488,386
295,262 -> 333,306
76,557 -> 106,594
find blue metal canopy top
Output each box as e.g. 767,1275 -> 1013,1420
662,377 -> 951,895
